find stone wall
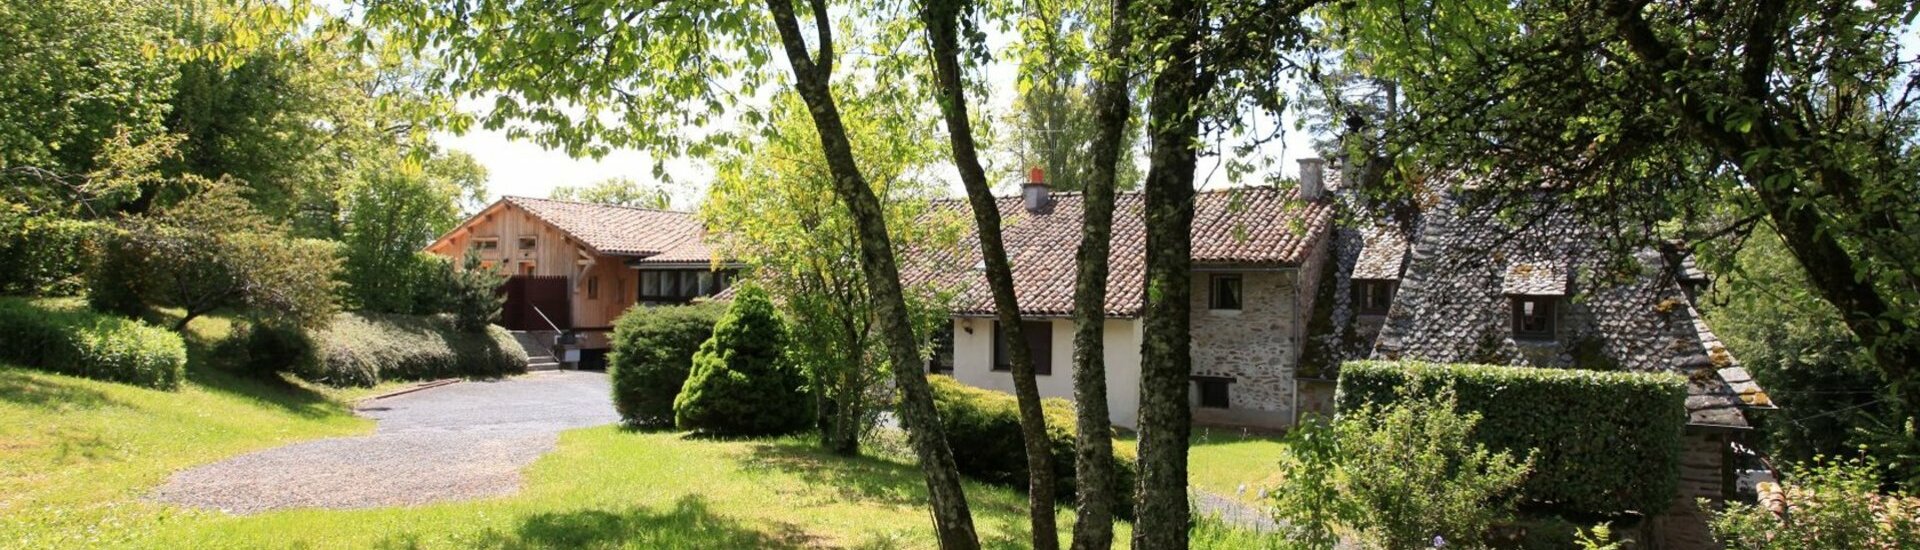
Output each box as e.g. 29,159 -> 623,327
1651,429 -> 1731,549
1189,266 -> 1308,428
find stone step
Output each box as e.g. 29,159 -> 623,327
527,361 -> 562,371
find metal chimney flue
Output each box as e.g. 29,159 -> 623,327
1022,166 -> 1051,212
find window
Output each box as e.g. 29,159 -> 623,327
587,276 -> 600,299
1511,296 -> 1557,340
1195,377 -> 1231,409
1209,275 -> 1243,311
991,320 -> 1053,375
1354,280 -> 1396,315
473,238 -> 500,251
518,236 -> 537,249
927,328 -> 955,374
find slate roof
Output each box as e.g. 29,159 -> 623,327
500,196 -> 704,257
906,186 -> 1335,317
1351,226 -> 1409,280
1367,190 -> 1768,429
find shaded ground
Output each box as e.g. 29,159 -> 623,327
150,371 -> 616,514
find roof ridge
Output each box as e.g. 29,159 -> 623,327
503,194 -> 694,215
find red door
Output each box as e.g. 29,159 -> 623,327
498,276 -> 571,331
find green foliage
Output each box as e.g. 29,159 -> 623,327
926,376 -> 1139,519
1336,360 -> 1688,516
340,157 -> 478,314
1274,389 -> 1533,549
703,94 -> 960,453
294,311 -> 527,387
550,177 -> 673,209
1709,456 -> 1920,549
226,320 -> 313,379
607,302 -> 726,428
447,252 -> 507,332
1707,231 -> 1914,487
0,203 -> 103,296
672,287 -> 810,436
0,297 -> 186,389
90,184 -> 344,330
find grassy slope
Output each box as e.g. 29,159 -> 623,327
0,314 -> 372,547
1187,428 -> 1289,504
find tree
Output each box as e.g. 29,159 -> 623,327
916,0 -> 1063,543
341,150 -> 485,313
446,252 -> 505,332
1002,0 -> 1142,193
704,94 -> 959,455
551,177 -> 674,209
93,182 -> 343,331
1064,0 -> 1134,544
673,286 -> 812,436
1319,0 -> 1920,415
364,0 -> 986,544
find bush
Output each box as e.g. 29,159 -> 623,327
1709,456 -> 1920,549
0,204 -> 102,296
295,312 -> 527,387
607,301 -> 726,427
1336,360 -> 1688,516
926,376 -> 1139,519
226,321 -> 314,378
0,297 -> 187,389
448,252 -> 506,332
1276,389 -> 1534,549
673,287 -> 811,436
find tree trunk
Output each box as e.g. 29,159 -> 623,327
763,0 -> 980,546
1133,0 -> 1206,544
916,1 -> 1058,547
1068,0 -> 1134,547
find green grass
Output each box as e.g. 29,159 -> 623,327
3,302 -> 1277,547
1187,428 -> 1289,504
0,312 -> 372,547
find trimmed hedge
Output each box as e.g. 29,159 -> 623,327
0,206 -> 103,296
0,297 -> 186,389
294,312 -> 527,387
606,301 -> 726,427
928,376 -> 1138,519
1335,360 -> 1688,516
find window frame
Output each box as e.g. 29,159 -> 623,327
991,320 -> 1053,375
1208,274 -> 1244,311
1354,280 -> 1397,315
586,276 -> 600,300
1194,377 -> 1232,409
517,235 -> 537,250
1510,296 -> 1558,341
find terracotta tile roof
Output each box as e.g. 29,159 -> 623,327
630,229 -> 724,266
502,196 -> 703,257
905,186 -> 1334,317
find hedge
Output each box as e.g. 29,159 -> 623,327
673,287 -> 811,436
0,206 -> 103,296
294,312 -> 527,387
606,302 -> 725,427
1335,360 -> 1688,516
0,297 -> 186,389
928,376 -> 1138,519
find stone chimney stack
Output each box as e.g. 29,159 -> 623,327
1298,157 -> 1326,201
1022,166 -> 1051,212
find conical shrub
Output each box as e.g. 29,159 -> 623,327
673,285 -> 811,436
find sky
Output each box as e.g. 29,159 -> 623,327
433,40 -> 1320,209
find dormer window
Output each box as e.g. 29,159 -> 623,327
1511,296 -> 1557,340
1354,280 -> 1396,315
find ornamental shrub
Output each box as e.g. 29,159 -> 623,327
0,204 -> 102,296
0,297 -> 186,389
1336,360 -> 1688,516
1708,456 -> 1920,549
1273,389 -> 1534,549
672,287 -> 810,436
607,301 -> 725,427
295,312 -> 527,387
927,375 -> 1139,519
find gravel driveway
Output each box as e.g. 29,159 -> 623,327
151,371 -> 617,514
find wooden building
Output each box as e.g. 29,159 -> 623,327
425,196 -> 737,350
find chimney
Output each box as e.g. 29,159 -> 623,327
1298,157 -> 1326,201
1022,166 -> 1051,212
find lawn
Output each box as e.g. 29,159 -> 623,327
1,300 -> 1283,547
1187,427 -> 1289,504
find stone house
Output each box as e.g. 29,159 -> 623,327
914,174 -> 1335,429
